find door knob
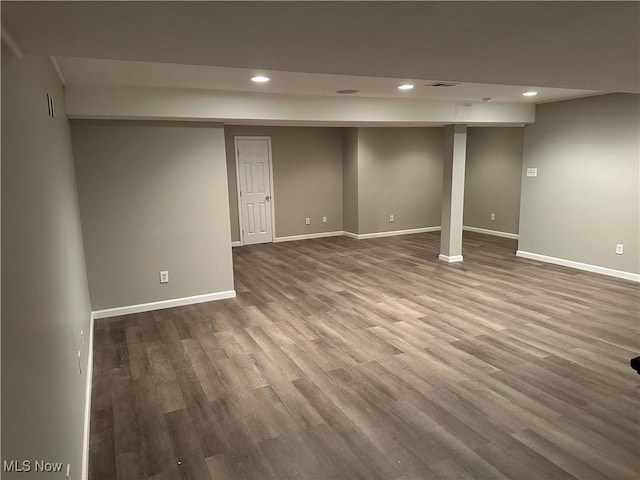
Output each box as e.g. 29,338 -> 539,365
265,195 -> 271,201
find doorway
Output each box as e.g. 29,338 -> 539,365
234,136 -> 275,245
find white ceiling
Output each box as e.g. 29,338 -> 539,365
2,1 -> 639,100
55,57 -> 599,104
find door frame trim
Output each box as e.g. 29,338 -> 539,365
234,136 -> 276,246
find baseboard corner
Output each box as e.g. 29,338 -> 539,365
439,254 -> 464,263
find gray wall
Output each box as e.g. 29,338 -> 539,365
464,127 -> 523,234
519,93 -> 640,274
224,126 -> 343,240
357,128 -> 443,234
342,128 -> 359,234
2,55 -> 92,478
71,121 -> 234,310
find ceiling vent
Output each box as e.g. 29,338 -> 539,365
427,82 -> 458,87
336,89 -> 359,94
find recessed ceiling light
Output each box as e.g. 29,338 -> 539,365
251,75 -> 270,83
398,84 -> 414,90
522,91 -> 538,97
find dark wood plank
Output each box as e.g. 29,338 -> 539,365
90,231 -> 640,480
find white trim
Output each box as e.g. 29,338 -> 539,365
234,136 -> 276,246
267,139 -> 277,241
81,312 -> 95,480
439,254 -> 464,263
274,231 -> 344,243
463,225 -> 519,239
516,250 -> 640,282
354,226 -> 441,240
1,25 -> 23,59
92,290 -> 237,319
231,241 -> 242,247
343,231 -> 359,239
234,137 -> 244,246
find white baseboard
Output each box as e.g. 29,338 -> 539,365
231,241 -> 242,247
463,225 -> 519,239
92,290 -> 237,319
237,227 -> 444,243
353,226 -> 441,240
274,231 -> 344,243
516,250 -> 640,282
81,312 -> 95,480
439,254 -> 464,263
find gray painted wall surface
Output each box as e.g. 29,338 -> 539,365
519,93 -> 639,274
342,128 -> 359,234
357,128 -> 443,234
71,121 -> 234,310
224,126 -> 343,240
464,127 -> 523,234
2,55 -> 92,478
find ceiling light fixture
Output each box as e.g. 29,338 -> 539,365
336,89 -> 359,94
522,91 -> 538,97
398,84 -> 414,90
251,75 -> 270,83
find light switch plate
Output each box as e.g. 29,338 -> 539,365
526,167 -> 537,177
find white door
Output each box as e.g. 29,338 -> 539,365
236,137 -> 274,245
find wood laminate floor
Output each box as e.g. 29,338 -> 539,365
89,232 -> 640,480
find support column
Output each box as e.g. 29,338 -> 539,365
440,124 -> 467,263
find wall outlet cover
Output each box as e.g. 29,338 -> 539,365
526,167 -> 538,177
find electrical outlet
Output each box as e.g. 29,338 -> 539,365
490,213 -> 495,221
616,244 -> 624,255
526,167 -> 538,177
160,270 -> 169,283
389,214 -> 394,223
305,217 -> 311,225
322,216 -> 327,223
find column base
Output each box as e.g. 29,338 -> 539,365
439,254 -> 463,263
